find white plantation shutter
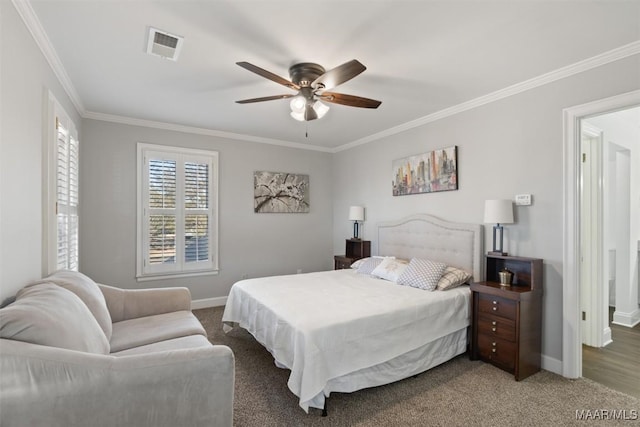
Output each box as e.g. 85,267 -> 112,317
138,144 -> 218,278
184,161 -> 209,264
55,116 -> 79,271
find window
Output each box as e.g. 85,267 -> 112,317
45,94 -> 79,273
137,143 -> 218,279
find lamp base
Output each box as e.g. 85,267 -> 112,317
352,221 -> 360,240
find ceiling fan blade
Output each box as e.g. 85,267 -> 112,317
236,62 -> 300,90
319,92 -> 381,109
235,94 -> 295,104
312,59 -> 366,91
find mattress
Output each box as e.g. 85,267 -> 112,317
222,268 -> 471,412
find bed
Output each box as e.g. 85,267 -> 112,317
222,214 -> 483,413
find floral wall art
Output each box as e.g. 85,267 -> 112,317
254,171 -> 310,213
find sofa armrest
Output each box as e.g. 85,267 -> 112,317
0,339 -> 234,427
98,284 -> 192,322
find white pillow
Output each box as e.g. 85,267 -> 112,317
397,258 -> 447,291
0,283 -> 110,354
356,257 -> 389,275
351,256 -> 385,269
371,257 -> 409,282
437,266 -> 473,290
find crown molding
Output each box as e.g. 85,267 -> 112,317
15,0 -> 639,153
12,0 -> 85,115
83,111 -> 334,153
334,40 -> 640,153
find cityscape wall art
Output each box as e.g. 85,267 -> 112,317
392,146 -> 458,196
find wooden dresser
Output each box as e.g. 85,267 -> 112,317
470,254 -> 543,381
334,239 -> 370,270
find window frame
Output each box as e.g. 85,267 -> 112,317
136,143 -> 219,281
44,92 -> 79,275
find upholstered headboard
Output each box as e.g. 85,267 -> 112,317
377,214 -> 484,282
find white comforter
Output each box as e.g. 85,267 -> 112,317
222,269 -> 470,411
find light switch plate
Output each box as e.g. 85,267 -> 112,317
515,194 -> 532,206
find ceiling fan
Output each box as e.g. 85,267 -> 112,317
235,59 -> 381,121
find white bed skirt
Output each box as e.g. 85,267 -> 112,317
297,327 -> 467,410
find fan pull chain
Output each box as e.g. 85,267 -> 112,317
305,121 -> 309,138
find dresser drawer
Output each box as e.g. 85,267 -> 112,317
477,334 -> 516,372
477,315 -> 516,341
478,294 -> 517,320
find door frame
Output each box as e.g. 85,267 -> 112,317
562,89 -> 640,378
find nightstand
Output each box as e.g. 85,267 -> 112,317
470,254 -> 543,381
334,239 -> 370,270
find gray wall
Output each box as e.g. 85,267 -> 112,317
331,55 -> 640,363
0,1 -> 81,302
79,119 -> 333,300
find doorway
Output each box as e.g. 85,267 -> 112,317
562,89 -> 640,382
579,106 -> 640,398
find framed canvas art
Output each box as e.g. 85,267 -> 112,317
254,171 -> 310,213
392,145 -> 458,196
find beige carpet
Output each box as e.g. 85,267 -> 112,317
195,307 -> 639,426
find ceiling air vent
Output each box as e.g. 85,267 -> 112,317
146,27 -> 183,61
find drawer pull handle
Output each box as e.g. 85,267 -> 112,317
492,327 -> 496,332
492,307 -> 497,311
492,300 -> 498,305
492,342 -> 496,347
492,348 -> 496,353
492,321 -> 497,326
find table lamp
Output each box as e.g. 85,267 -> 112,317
349,206 -> 365,240
484,199 -> 514,255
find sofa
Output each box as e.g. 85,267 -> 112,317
0,270 -> 234,427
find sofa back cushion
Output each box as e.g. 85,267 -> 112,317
42,270 -> 113,340
0,283 -> 110,354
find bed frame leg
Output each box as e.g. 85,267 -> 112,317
322,399 -> 328,417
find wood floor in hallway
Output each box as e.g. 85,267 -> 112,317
582,308 -> 640,399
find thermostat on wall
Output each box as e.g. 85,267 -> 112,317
515,194 -> 532,206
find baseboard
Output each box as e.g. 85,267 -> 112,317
612,308 -> 640,328
191,296 -> 227,310
602,327 -> 613,347
542,354 -> 562,375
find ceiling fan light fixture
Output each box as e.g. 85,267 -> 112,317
312,100 -> 329,119
235,60 -> 381,122
290,110 -> 306,121
289,95 -> 306,113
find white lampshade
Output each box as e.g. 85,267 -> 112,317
289,96 -> 306,113
349,206 -> 365,221
312,100 -> 329,119
484,199 -> 514,224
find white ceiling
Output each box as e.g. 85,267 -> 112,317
26,0 -> 640,150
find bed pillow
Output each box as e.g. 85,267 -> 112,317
356,256 -> 392,275
351,256 -> 375,269
371,257 -> 409,282
397,258 -> 447,291
437,266 -> 473,290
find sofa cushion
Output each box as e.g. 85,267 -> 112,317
0,283 -> 110,354
110,310 -> 207,353
111,334 -> 212,356
42,270 -> 113,340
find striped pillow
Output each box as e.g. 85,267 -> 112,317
437,266 -> 472,290
397,258 -> 447,291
